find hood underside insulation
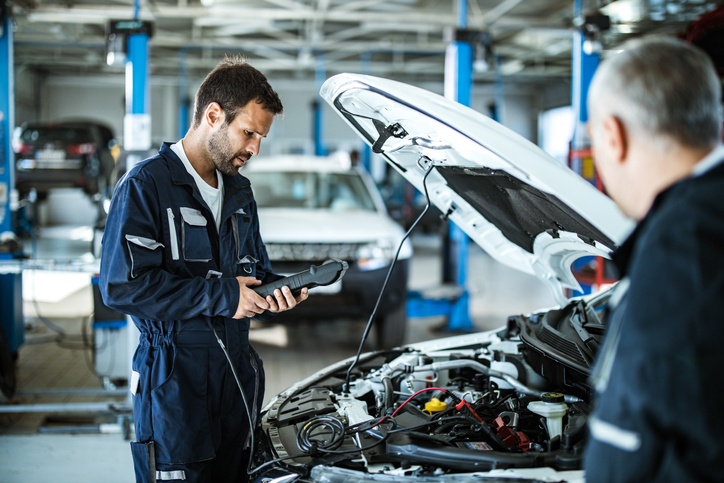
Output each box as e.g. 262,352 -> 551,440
436,166 -> 616,254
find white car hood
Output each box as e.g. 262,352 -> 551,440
258,208 -> 413,258
320,73 -> 634,303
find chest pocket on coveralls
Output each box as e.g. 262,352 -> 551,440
231,208 -> 256,276
180,207 -> 213,262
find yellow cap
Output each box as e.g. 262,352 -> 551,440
423,398 -> 448,414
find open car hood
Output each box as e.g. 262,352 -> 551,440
320,74 -> 634,303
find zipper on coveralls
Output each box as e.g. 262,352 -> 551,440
167,208 -> 180,260
245,351 -> 261,449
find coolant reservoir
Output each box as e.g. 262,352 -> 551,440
527,392 -> 568,439
423,398 -> 447,414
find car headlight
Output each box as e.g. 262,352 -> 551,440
356,239 -> 395,271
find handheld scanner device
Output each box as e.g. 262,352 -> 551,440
254,259 -> 349,298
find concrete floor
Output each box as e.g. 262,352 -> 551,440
0,189 -> 556,482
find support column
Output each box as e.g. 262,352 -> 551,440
178,48 -> 190,140
119,6 -> 152,406
571,0 -> 600,176
360,51 -> 372,172
0,10 -> 23,392
313,52 -> 326,156
442,0 -> 473,331
123,26 -> 151,170
0,10 -> 14,235
570,0 -> 601,296
493,54 -> 505,123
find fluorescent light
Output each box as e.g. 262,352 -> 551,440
500,59 -> 524,76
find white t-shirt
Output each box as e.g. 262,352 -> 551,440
170,140 -> 224,233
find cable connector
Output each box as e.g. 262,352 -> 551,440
308,442 -> 319,457
455,399 -> 483,423
493,415 -> 531,452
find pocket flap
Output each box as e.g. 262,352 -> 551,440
239,255 -> 259,264
180,207 -> 207,227
126,234 -> 164,250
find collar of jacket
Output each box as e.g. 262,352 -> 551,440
158,142 -> 254,213
612,155 -> 724,277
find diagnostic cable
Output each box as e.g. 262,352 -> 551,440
343,161 -> 436,392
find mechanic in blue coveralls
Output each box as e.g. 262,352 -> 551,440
100,58 -> 309,483
585,37 -> 724,481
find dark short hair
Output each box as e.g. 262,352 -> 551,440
192,56 -> 283,128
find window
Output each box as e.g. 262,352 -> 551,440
246,171 -> 377,212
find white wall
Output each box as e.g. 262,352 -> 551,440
42,76 -> 125,134
15,67 -> 41,127
41,74 -> 178,148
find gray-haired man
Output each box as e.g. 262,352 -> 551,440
585,36 -> 724,481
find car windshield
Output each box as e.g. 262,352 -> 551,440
21,127 -> 90,145
246,171 -> 377,211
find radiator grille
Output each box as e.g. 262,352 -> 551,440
265,242 -> 361,262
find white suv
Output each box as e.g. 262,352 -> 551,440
241,154 -> 412,348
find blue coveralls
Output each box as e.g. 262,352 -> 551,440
100,143 -> 279,483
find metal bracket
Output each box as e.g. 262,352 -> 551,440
417,155 -> 433,171
371,120 -> 408,153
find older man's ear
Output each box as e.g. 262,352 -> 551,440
601,115 -> 629,166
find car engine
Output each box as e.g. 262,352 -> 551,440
253,294 -> 608,480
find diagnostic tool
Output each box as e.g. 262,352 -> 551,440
254,259 -> 349,298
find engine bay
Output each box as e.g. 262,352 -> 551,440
254,293 -> 608,479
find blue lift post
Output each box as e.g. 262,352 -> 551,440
102,7 -> 153,394
0,8 -> 24,358
445,0 -> 474,331
408,0 -> 473,331
571,0 -> 600,170
493,53 -> 505,123
178,48 -> 189,140
570,0 -> 601,297
0,10 -> 14,237
0,11 -> 14,237
313,52 -> 326,156
360,51 -> 372,172
126,32 -> 150,140
119,7 -> 153,167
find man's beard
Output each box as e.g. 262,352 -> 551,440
207,123 -> 251,177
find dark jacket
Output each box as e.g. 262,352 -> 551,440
100,143 -> 278,471
585,153 -> 724,482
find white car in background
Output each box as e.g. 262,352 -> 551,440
241,154 -> 412,348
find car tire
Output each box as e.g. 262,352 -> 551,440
375,301 -> 407,349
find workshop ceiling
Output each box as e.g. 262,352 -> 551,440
9,0 -> 722,83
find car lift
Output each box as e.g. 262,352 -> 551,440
407,0 -> 474,332
0,3 -> 24,399
0,2 -> 150,439
569,1 -> 613,296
